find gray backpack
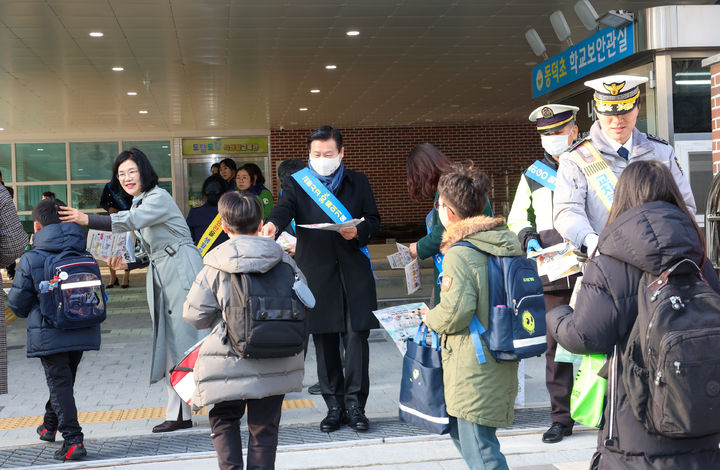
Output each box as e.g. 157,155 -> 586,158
622,259 -> 720,438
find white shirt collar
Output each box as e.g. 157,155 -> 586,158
601,128 -> 633,156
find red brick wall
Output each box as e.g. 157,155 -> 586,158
712,64 -> 720,175
269,123 -> 543,227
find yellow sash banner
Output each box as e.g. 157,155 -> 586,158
197,214 -> 223,257
569,141 -> 617,212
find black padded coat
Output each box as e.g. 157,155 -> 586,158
547,201 -> 720,469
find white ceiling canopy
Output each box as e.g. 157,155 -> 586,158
0,0 -> 709,136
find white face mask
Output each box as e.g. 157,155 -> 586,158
437,202 -> 451,229
541,134 -> 572,157
310,155 -> 342,176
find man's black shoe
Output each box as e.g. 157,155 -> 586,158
308,382 -> 321,395
542,422 -> 572,443
152,419 -> 192,433
53,441 -> 87,461
36,424 -> 56,442
320,407 -> 344,432
345,406 -> 369,432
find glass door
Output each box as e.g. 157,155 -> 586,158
181,154 -> 271,215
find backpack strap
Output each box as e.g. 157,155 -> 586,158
449,241 -> 489,365
648,258 -> 704,297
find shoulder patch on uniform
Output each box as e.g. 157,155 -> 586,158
441,275 -> 453,292
646,134 -> 669,145
673,156 -> 684,175
566,137 -> 590,153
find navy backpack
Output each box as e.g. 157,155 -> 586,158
451,241 -> 546,362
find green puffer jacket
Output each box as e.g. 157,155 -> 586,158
425,215 -> 521,428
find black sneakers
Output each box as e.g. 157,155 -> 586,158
542,422 -> 573,443
36,425 -> 56,442
53,441 -> 87,461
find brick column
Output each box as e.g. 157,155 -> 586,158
703,53 -> 720,175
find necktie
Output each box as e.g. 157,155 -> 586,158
617,147 -> 629,160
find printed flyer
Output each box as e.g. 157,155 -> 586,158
86,230 -> 136,263
297,217 -> 364,231
372,302 -> 428,354
528,241 -> 581,282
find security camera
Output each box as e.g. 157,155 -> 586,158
279,126 -> 286,132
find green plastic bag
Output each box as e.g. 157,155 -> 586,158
570,353 -> 607,427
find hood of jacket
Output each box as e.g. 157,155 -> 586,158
33,222 -> 87,253
598,200 -> 703,275
440,215 -> 521,257
202,234 -> 284,274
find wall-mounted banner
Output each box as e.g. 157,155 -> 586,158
182,137 -> 269,155
531,23 -> 635,98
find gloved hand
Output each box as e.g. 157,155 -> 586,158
584,233 -> 599,258
526,238 -> 542,255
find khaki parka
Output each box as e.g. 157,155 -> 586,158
425,215 -> 521,428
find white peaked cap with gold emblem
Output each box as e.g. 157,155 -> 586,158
585,74 -> 648,116
528,104 -> 579,134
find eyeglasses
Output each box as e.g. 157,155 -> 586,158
117,169 -> 139,179
434,200 -> 455,214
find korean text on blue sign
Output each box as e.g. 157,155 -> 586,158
531,23 -> 635,98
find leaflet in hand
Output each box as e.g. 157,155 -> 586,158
372,302 -> 428,354
387,243 -> 413,269
387,243 -> 421,294
527,241 -> 580,282
276,231 -> 296,251
86,230 -> 136,263
297,217 -> 364,231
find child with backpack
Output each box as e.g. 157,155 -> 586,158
421,164 -> 523,470
8,198 -> 105,461
547,160 -> 720,469
183,191 -> 307,470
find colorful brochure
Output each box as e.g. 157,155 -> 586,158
372,302 -> 427,354
86,230 -> 136,263
528,241 -> 581,282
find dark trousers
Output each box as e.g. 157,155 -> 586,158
313,309 -> 370,411
39,351 -> 84,443
208,395 -> 284,470
544,291 -> 575,427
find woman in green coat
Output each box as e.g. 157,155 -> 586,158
407,144 -> 492,305
60,149 -> 207,433
237,163 -> 274,220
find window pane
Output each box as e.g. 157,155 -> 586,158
16,143 -> 66,182
17,184 -> 67,211
19,214 -> 34,237
70,142 -> 118,180
72,183 -> 105,210
0,144 -> 11,182
158,180 -> 172,196
672,59 -> 711,133
123,141 -> 172,178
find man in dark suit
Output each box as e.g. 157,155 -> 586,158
262,126 -> 380,432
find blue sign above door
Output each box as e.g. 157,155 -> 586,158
531,23 -> 635,98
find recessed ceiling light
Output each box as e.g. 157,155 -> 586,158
325,65 -> 337,70
0,128 -> 4,131
138,110 -> 148,114
127,91 -> 137,96
37,148 -> 44,151
161,145 -> 169,149
346,30 -> 360,36
310,89 -> 320,93
89,32 -> 104,37
112,67 -> 124,71
299,107 -> 308,111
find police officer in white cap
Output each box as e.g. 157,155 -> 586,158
553,75 -> 696,255
508,104 -> 580,444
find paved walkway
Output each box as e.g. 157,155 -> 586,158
0,244 -> 593,468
